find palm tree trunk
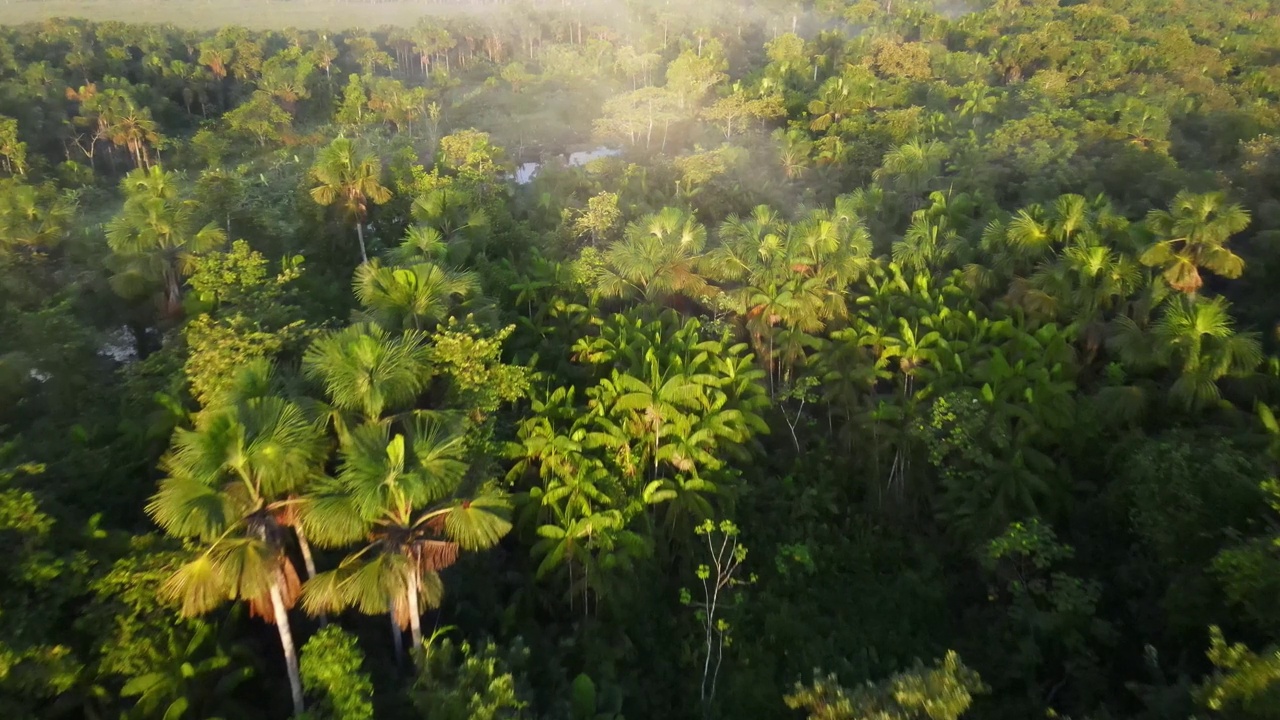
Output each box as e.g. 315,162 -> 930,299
295,528 -> 319,581
389,610 -> 404,664
355,220 -> 369,263
164,265 -> 182,319
294,527 -> 326,626
270,578 -> 305,717
407,569 -> 423,651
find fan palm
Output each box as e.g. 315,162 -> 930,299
596,207 -> 712,304
706,205 -> 787,286
0,179 -> 71,255
1153,296 -> 1262,409
302,323 -> 432,425
1140,191 -> 1250,296
806,75 -> 857,132
145,396 -> 327,716
300,419 -> 511,656
1027,242 -> 1142,354
893,214 -> 958,274
410,187 -> 489,261
873,140 -> 948,207
106,166 -> 226,317
353,261 -> 478,331
309,137 -> 392,263
388,225 -> 448,266
708,202 -> 871,372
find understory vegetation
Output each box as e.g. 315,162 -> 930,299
3,0 -> 1280,718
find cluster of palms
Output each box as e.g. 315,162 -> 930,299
125,142 -> 499,716
147,261 -> 511,717
105,166 -> 226,318
576,182 -> 1258,540
590,198 -> 874,392
508,310 -> 768,612
67,80 -> 163,171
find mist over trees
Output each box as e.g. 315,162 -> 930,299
3,0 -> 1280,718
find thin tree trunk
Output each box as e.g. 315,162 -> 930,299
390,610 -> 404,664
295,528 -> 318,581
355,220 -> 369,263
407,569 -> 423,651
164,265 -> 182,319
270,579 -> 305,717
295,527 -> 326,626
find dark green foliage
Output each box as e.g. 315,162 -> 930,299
300,627 -> 374,720
784,651 -> 986,720
410,638 -> 531,720
3,1 -> 1280,718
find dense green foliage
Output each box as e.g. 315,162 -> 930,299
3,0 -> 1280,718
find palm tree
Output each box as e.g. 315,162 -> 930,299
409,187 -> 489,259
957,83 -> 998,129
893,214 -> 958,274
301,419 -> 511,657
807,75 -> 857,132
1152,296 -> 1262,409
309,137 -> 393,263
145,396 -> 327,717
0,180 -> 71,255
595,207 -> 712,304
706,204 -> 787,287
353,261 -> 478,331
873,140 -> 949,209
707,201 -> 871,379
106,166 -> 225,317
1140,191 -> 1250,296
578,311 -> 767,479
595,367 -> 708,479
1023,242 -> 1142,357
302,323 -> 432,426
388,225 -> 448,266
106,104 -> 160,169
775,128 -> 813,181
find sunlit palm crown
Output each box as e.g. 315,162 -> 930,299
302,323 -> 433,422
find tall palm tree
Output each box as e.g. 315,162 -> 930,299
301,419 -> 511,657
409,187 -> 489,259
0,180 -> 71,255
302,323 -> 432,426
873,140 -> 949,209
309,137 -> 393,263
807,75 -> 857,132
353,261 -> 478,331
1140,191 -> 1250,296
1152,296 -> 1262,409
957,82 -> 999,129
145,396 -> 327,717
388,225 -> 448,266
595,207 -> 712,304
706,204 -> 788,294
106,166 -> 225,317
707,201 -> 871,379
1023,242 -> 1142,357
106,105 -> 160,169
893,213 -> 958,274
